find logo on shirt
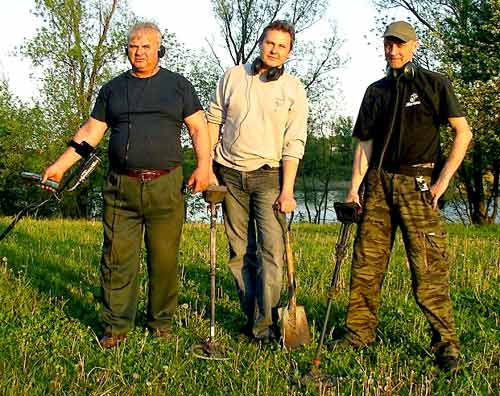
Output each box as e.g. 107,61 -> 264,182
272,96 -> 285,112
405,93 -> 421,107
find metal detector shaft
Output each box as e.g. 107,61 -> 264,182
312,221 -> 353,367
0,196 -> 56,242
0,206 -> 31,242
209,202 -> 217,341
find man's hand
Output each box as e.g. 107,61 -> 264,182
276,191 -> 296,213
187,166 -> 209,193
41,164 -> 65,192
430,179 -> 449,210
345,189 -> 361,206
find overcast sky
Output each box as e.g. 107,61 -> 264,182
0,0 -> 408,118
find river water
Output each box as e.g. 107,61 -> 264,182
185,189 -> 498,224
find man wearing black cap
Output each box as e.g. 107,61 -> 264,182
342,21 -> 472,372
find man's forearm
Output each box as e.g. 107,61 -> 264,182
207,122 -> 222,153
51,119 -> 106,174
281,157 -> 299,194
190,126 -> 211,169
348,139 -> 373,194
436,117 -> 472,185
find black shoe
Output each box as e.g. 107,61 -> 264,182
236,321 -> 254,342
436,354 -> 459,373
433,342 -> 459,373
252,335 -> 277,346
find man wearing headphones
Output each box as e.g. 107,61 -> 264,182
43,22 -> 210,348
207,20 -> 308,344
342,21 -> 472,371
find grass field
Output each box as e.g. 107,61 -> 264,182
0,217 -> 499,395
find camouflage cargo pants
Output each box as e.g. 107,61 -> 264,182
346,168 -> 460,358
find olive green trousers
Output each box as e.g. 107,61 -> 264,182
100,167 -> 184,335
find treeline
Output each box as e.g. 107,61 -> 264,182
0,0 -> 498,224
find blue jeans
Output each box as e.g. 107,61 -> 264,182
216,164 -> 285,338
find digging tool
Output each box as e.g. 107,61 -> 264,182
276,209 -> 311,350
302,201 -> 360,386
190,185 -> 230,360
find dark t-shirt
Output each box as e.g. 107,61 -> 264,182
352,66 -> 464,168
91,67 -> 203,170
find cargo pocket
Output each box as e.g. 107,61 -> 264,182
422,230 -> 448,274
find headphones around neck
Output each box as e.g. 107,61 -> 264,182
386,61 -> 416,81
251,57 -> 284,82
124,44 -> 166,59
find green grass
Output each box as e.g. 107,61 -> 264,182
0,217 -> 499,395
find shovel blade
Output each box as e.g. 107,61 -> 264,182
279,304 -> 311,350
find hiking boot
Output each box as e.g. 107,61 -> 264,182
99,332 -> 126,349
252,327 -> 279,346
236,321 -> 255,342
436,354 -> 459,373
252,334 -> 278,346
431,342 -> 460,373
152,327 -> 171,339
433,342 -> 459,373
328,337 -> 367,351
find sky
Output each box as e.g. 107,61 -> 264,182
0,0 -> 407,118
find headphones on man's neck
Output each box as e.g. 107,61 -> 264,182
386,61 -> 416,81
251,57 -> 284,82
124,44 -> 166,59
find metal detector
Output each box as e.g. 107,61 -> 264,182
190,185 -> 231,360
302,201 -> 360,386
0,152 -> 101,242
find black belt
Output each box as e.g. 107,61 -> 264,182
382,164 -> 434,177
115,165 -> 179,181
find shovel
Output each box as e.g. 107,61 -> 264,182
275,209 -> 311,350
190,184 -> 230,360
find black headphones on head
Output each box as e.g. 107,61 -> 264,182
386,61 -> 416,81
251,57 -> 284,82
124,44 -> 165,58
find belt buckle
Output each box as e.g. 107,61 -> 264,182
139,170 -> 154,182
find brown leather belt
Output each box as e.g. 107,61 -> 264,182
121,165 -> 179,181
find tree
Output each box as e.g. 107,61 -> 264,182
0,81 -> 53,216
16,0 -> 134,217
299,116 -> 354,223
209,0 -> 347,223
374,0 -> 500,224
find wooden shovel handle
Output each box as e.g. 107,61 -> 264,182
275,209 -> 297,309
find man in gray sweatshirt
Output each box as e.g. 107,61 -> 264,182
207,20 -> 308,343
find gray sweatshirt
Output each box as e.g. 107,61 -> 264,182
207,63 -> 308,171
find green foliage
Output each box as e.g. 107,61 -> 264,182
22,0 -> 134,133
373,0 -> 500,224
0,219 -> 499,394
299,116 -> 354,223
0,82 -> 56,216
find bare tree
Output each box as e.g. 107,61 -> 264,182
209,0 -> 347,223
